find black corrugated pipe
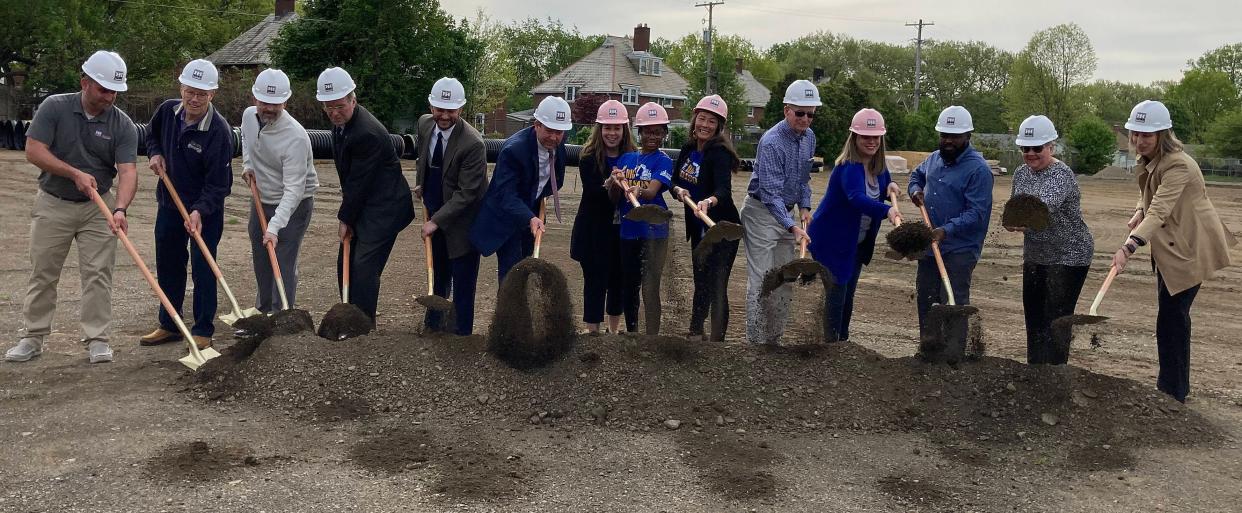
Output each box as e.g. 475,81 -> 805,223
0,120 -> 12,150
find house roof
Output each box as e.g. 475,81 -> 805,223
531,35 -> 689,100
207,12 -> 298,66
737,69 -> 771,108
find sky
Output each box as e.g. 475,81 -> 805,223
441,0 -> 1241,85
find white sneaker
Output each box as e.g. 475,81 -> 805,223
87,340 -> 113,364
5,337 -> 43,362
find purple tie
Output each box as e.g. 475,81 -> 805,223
548,150 -> 562,222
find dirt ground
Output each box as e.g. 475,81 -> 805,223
1,150 -> 1241,512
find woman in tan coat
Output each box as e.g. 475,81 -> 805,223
1111,100 -> 1237,403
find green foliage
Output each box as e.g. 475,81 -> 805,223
648,31 -> 750,134
270,0 -> 481,127
463,10 -> 517,117
499,17 -> 601,111
809,78 -> 872,159
1003,23 -> 1097,129
734,141 -> 756,159
1066,116 -> 1116,175
1205,109 -> 1242,158
763,73 -> 797,129
1188,42 -> 1242,99
893,100 -> 942,152
667,125 -> 689,150
1080,80 -> 1166,125
1165,69 -> 1240,143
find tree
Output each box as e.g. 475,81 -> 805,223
270,0 -> 481,127
1165,69 -> 1240,143
1003,23 -> 1097,129
1080,80 -> 1165,125
499,17 -> 601,112
649,31 -> 749,134
1205,109 -> 1242,158
1188,42 -> 1242,98
569,93 -> 607,125
462,9 -> 516,118
763,73 -> 797,129
1066,116 -> 1116,175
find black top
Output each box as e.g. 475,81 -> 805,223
569,152 -> 620,262
672,140 -> 741,240
332,105 -> 415,242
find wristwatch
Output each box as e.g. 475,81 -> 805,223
112,207 -> 127,215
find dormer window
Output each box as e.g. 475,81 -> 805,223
639,57 -> 663,76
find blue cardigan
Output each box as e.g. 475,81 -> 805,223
807,161 -> 893,285
469,126 -> 567,256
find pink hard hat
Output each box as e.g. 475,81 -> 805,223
596,99 -> 629,125
849,108 -> 887,136
634,102 -> 670,127
694,94 -> 728,119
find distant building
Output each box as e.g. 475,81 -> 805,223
207,0 -> 298,69
734,58 -> 771,129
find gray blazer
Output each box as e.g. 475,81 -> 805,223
415,114 -> 489,259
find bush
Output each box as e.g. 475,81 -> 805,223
1066,116 -> 1116,175
668,126 -> 689,150
734,141 -> 756,159
1206,109 -> 1242,159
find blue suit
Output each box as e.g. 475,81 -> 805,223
807,162 -> 892,341
469,126 -> 566,283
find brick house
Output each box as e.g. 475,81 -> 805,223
735,58 -> 771,129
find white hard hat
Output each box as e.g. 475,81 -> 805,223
178,58 -> 219,90
252,69 -> 292,104
1014,115 -> 1058,146
533,96 -> 572,131
1124,100 -> 1173,132
783,79 -> 822,107
935,105 -> 974,134
316,67 -> 356,101
81,50 -> 128,92
428,77 -> 466,109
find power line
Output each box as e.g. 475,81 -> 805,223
906,19 -> 934,111
728,2 -> 903,24
696,1 -> 724,94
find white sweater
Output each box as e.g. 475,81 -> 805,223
240,107 -> 318,235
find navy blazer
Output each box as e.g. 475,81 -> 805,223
469,126 -> 567,256
807,161 -> 893,285
332,105 -> 415,242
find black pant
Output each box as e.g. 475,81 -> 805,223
688,233 -> 739,341
620,238 -> 668,334
1156,269 -> 1199,403
579,225 -> 624,324
915,251 -> 977,336
424,230 -> 481,335
1022,263 -> 1090,364
337,234 -> 398,321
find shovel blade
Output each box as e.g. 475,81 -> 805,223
219,307 -> 263,326
624,205 -> 672,224
178,347 -> 222,371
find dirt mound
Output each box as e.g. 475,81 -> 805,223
1002,194 -> 1051,230
348,424 -> 532,500
887,222 -> 934,258
488,258 -> 575,369
190,329 -> 1226,478
317,303 -> 373,341
144,440 -> 264,483
271,308 -> 315,335
676,433 -> 783,499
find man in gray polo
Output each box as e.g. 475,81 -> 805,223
6,50 -> 138,364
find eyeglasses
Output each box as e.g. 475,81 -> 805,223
1020,145 -> 1045,153
791,110 -> 816,119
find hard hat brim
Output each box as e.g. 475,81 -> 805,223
784,100 -> 822,107
317,87 -> 354,102
89,76 -> 127,92
179,78 -> 219,91
1014,136 -> 1057,146
935,126 -> 972,134
1123,121 -> 1165,133
596,119 -> 630,125
538,118 -> 573,131
253,88 -> 292,104
428,96 -> 467,110
850,127 -> 887,136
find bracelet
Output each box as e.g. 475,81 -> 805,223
1123,242 -> 1137,254
112,207 -> 127,215
1128,235 -> 1146,247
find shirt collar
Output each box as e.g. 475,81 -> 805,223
71,92 -> 112,121
174,101 -> 216,132
777,120 -> 805,141
432,121 -> 455,142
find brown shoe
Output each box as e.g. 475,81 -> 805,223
192,336 -> 212,350
139,328 -> 182,346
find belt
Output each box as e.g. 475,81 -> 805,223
42,189 -> 90,203
748,193 -> 795,211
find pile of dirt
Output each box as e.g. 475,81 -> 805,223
1001,194 -> 1050,231
190,330 -> 1226,476
316,303 -> 373,341
886,222 -> 933,258
271,309 -> 315,335
487,258 -> 575,369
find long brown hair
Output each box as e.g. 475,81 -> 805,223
835,132 -> 888,176
581,121 -> 636,177
1131,128 -> 1186,163
688,110 -> 739,172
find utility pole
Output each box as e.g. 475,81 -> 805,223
905,18 -> 933,111
696,1 -> 724,94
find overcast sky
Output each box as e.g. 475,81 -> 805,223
442,0 -> 1240,85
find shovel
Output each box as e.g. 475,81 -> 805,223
916,202 -> 980,363
1049,265 -> 1118,354
248,179 -> 314,334
884,191 -> 934,260
155,171 -> 260,325
414,207 -> 455,331
88,190 -> 220,370
758,207 -> 831,346
678,194 -> 742,264
316,234 -> 373,340
621,178 -> 673,224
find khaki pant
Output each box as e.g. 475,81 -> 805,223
21,190 -> 117,343
741,196 -> 797,344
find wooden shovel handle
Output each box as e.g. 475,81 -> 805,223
621,178 -> 642,208
919,202 -> 955,306
798,206 -> 808,259
534,200 -> 546,259
422,206 -> 435,297
88,190 -> 204,359
679,194 -> 717,228
248,179 -> 288,310
1088,265 -> 1119,316
156,171 -> 245,316
888,191 -> 903,227
341,234 -> 351,303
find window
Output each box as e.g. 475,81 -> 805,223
566,85 -> 580,102
660,97 -> 674,108
652,59 -> 662,76
474,113 -> 486,126
622,86 -> 639,105
639,58 -> 649,75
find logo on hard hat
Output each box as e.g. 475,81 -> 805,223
947,116 -> 956,125
324,83 -> 334,92
192,69 -> 204,81
440,90 -> 451,100
866,119 -> 877,128
555,111 -> 566,122
1024,127 -> 1034,137
803,89 -> 813,98
608,108 -> 618,117
647,109 -> 657,117
1136,112 -> 1147,122
709,98 -> 720,106
114,71 -> 125,81
266,85 -> 277,95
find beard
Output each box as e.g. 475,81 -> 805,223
939,142 -> 962,162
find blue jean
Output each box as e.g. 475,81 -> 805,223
154,206 -> 223,337
825,257 -> 864,342
1155,269 -> 1199,403
915,251 -> 978,337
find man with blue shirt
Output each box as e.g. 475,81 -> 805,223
470,96 -> 570,285
742,79 -> 820,345
908,105 -> 994,336
139,58 -> 233,351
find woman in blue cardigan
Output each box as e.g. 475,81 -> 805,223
807,108 -> 902,342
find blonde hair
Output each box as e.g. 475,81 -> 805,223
581,122 -> 636,178
1132,129 -> 1185,163
835,132 -> 888,176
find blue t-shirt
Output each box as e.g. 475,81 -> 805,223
616,150 -> 673,240
676,150 -> 703,199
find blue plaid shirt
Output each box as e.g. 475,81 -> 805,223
746,120 -> 814,229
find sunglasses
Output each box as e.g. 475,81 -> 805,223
791,110 -> 816,119
1020,145 -> 1045,153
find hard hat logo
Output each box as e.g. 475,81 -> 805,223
192,69 -> 204,81
866,119 -> 877,128
1136,112 -> 1147,122
1024,127 -> 1034,137
324,83 -> 334,92
709,99 -> 720,106
608,108 -> 618,116
647,109 -> 656,117
266,85 -> 277,95
555,111 -> 566,122
440,90 -> 451,100
947,117 -> 956,125
804,89 -> 813,98
114,71 -> 125,81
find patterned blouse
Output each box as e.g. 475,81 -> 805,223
1010,160 -> 1094,266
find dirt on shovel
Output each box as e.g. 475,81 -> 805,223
488,257 -> 576,369
1002,194 -> 1051,231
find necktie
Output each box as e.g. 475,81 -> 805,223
548,150 -> 562,222
432,132 -> 444,168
